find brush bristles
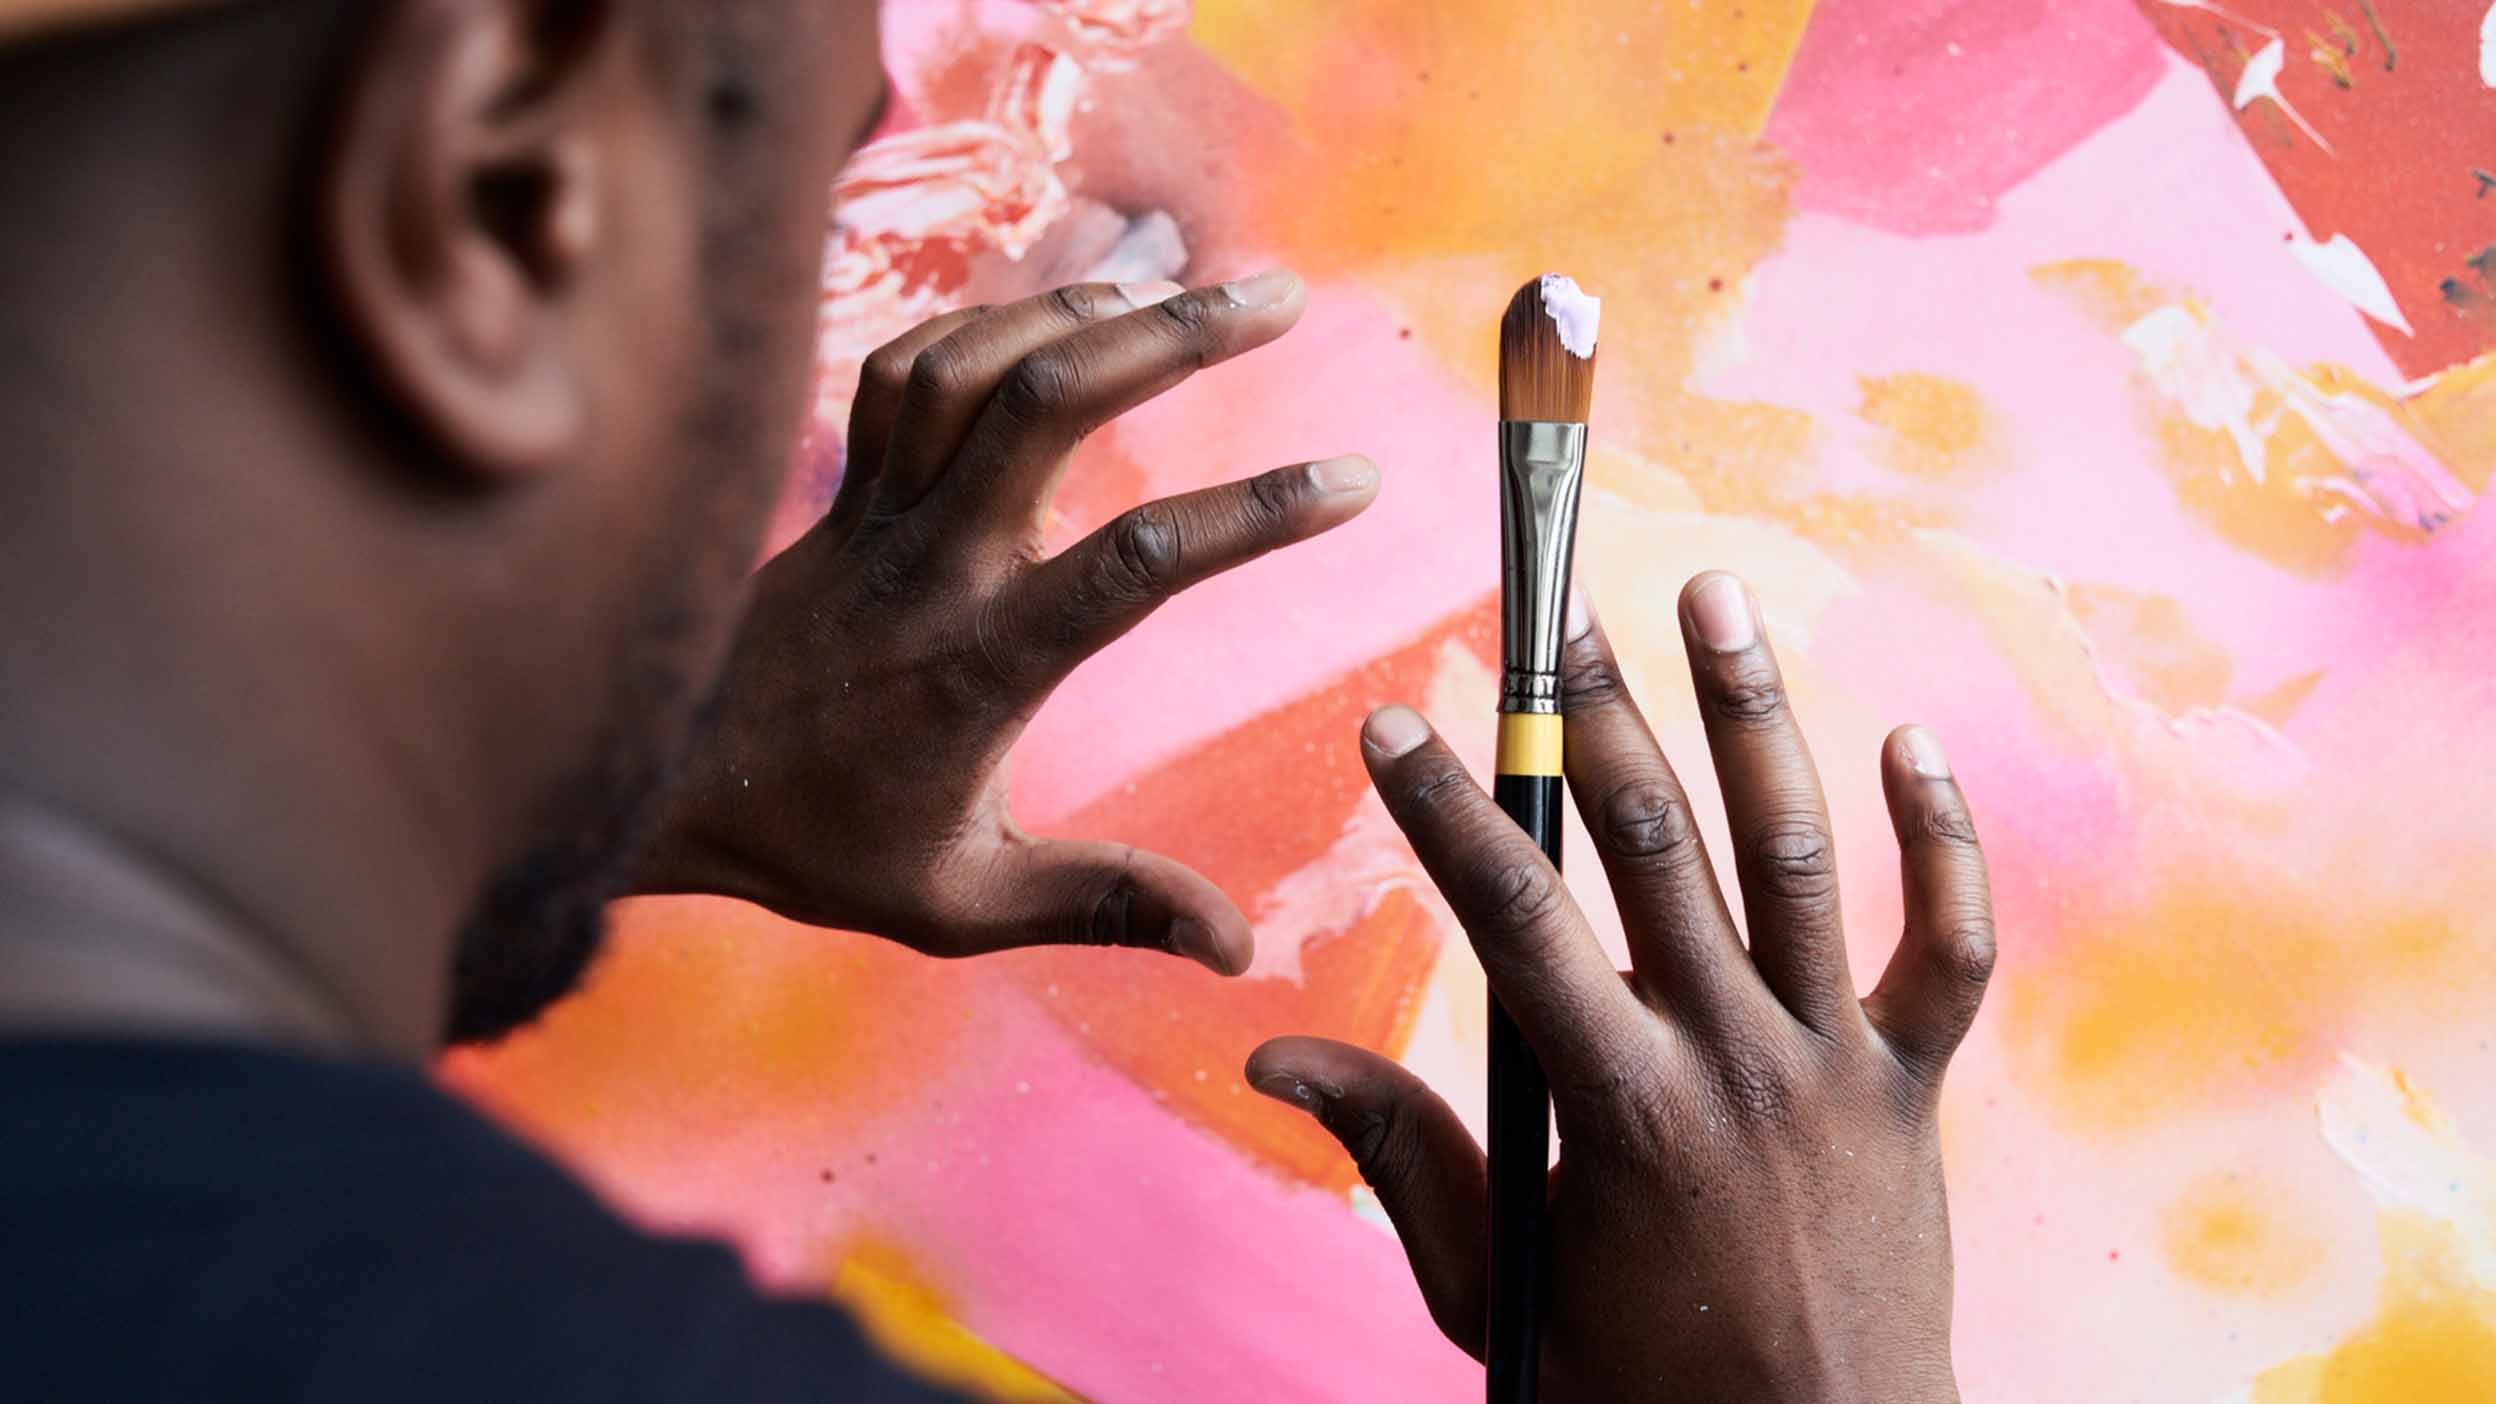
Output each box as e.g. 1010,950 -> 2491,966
1499,278 -> 1596,423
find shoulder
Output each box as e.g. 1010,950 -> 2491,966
0,1038 -> 960,1404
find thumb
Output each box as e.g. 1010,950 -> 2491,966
961,836 -> 1253,976
1247,1036 -> 1490,1358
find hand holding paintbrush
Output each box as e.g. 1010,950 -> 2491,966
1252,277 -> 1994,1404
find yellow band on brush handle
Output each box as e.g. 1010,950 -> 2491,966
1495,713 -> 1563,777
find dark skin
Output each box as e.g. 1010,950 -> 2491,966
0,2 -> 1995,1399
1250,579 -> 1995,1400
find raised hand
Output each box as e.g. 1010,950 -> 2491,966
635,272 -> 1378,975
1250,573 -> 1995,1401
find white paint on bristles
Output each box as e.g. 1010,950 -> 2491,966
1537,274 -> 1602,359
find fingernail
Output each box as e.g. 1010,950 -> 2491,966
1688,573 -> 1756,653
1901,726 -> 1951,780
1219,268 -> 1301,309
1566,585 -> 1593,641
1251,1071 -> 1322,1111
1364,705 -> 1431,758
1308,454 -> 1378,495
1117,280 -> 1183,309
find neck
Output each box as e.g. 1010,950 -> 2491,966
0,789 -> 374,1054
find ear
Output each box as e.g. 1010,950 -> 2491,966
319,0 -> 622,478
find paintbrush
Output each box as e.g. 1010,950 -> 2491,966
1488,272 -> 1599,1404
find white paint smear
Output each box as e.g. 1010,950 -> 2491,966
2117,301 -> 2468,530
2290,233 -> 2415,336
1538,274 -> 1602,359
2232,38 -> 2334,155
1242,642 -> 1483,983
2317,1055 -> 2496,1287
2482,2 -> 2496,86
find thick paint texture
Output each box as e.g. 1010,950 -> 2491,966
445,0 -> 2496,1398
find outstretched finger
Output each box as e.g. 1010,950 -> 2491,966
1679,572 -> 1856,1035
833,305 -> 991,537
1556,594 -> 1751,1022
947,835 -> 1252,976
1247,1036 -> 1490,1357
1000,456 -> 1380,691
934,270 -> 1308,535
873,281 -> 1183,516
1361,706 -> 1654,1104
1863,726 -> 1997,1086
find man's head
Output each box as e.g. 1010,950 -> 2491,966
0,0 -> 885,1050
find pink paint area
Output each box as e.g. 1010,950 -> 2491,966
1716,57 -> 2424,705
861,997 -> 1475,1401
1766,0 -> 2167,235
1012,280 -> 1499,822
470,960 -> 1475,1403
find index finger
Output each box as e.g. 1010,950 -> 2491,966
1361,706 -> 1653,1102
932,269 -> 1308,535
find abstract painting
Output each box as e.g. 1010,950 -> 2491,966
443,1 -> 2496,1398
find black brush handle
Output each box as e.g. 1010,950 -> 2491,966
1486,769 -> 1559,1404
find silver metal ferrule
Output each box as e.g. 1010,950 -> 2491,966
1498,420 -> 1588,715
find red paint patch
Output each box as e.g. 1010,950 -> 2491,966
2134,0 -> 2496,377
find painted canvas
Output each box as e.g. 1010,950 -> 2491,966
442,0 -> 2496,1399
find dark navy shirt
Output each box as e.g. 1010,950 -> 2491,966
0,1039 -> 960,1402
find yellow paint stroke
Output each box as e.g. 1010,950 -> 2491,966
2004,889 -> 2460,1131
2252,1065 -> 2496,1398
2252,1215 -> 2496,1403
1856,372 -> 2002,481
1895,530 -> 2288,761
1193,0 -> 1821,514
2160,1172 -> 2327,1297
827,1240 -> 1077,1402
2242,668 -> 2327,729
2403,353 -> 2496,492
2305,25 -> 2356,90
2032,260 -> 2477,576
2064,585 -> 2234,715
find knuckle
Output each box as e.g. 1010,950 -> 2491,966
905,340 -> 975,406
1394,764 -> 1471,815
1333,1093 -> 1414,1182
1101,504 -> 1183,600
1594,779 -> 1696,862
1048,283 -> 1099,322
1705,659 -> 1787,725
858,345 -> 913,398
1749,817 -> 1837,903
1152,292 -> 1215,363
996,347 -> 1083,426
1082,859 -> 1145,949
1243,466 -> 1305,529
1931,913 -> 1999,994
1473,859 -> 1566,943
1559,646 -> 1626,713
1917,803 -> 1984,850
